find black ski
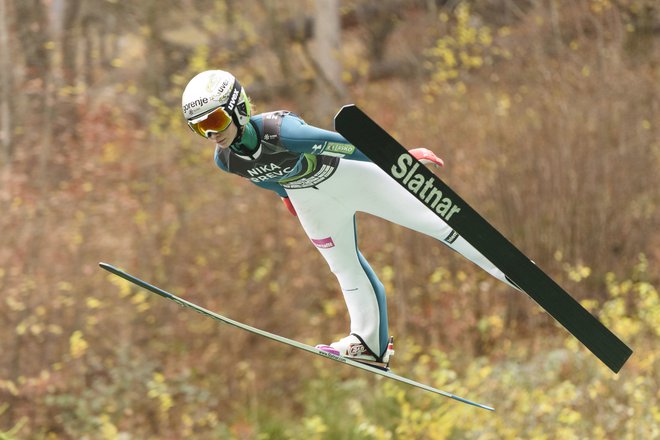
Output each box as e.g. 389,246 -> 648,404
334,104 -> 632,373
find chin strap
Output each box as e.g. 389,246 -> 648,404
409,148 -> 444,168
229,124 -> 262,159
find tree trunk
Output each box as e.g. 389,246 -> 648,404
61,0 -> 81,90
52,0 -> 82,165
0,0 -> 12,163
311,0 -> 345,125
15,0 -> 50,83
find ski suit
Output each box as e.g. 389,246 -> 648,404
216,111 -> 512,358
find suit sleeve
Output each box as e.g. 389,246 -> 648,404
279,114 -> 371,162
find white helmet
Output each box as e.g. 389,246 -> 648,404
181,70 -> 251,136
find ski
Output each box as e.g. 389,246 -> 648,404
334,104 -> 632,373
99,262 -> 494,411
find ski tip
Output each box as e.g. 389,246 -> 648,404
99,262 -> 121,275
334,104 -> 361,124
336,103 -> 357,113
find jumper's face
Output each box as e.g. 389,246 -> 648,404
208,121 -> 238,149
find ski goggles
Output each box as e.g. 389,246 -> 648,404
187,106 -> 233,138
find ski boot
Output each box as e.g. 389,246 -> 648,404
316,334 -> 395,371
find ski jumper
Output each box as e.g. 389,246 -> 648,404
216,111 -> 514,358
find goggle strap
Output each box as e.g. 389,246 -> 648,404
224,81 -> 242,114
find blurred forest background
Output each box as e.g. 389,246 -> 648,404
1,0 -> 659,438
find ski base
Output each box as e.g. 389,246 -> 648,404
99,262 -> 494,411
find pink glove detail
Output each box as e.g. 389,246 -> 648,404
281,197 -> 297,216
409,148 -> 444,168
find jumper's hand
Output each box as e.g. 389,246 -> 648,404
409,148 -> 444,168
281,197 -> 297,216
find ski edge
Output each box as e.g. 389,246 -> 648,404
99,262 -> 494,412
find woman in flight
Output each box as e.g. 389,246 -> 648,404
182,70 -> 515,368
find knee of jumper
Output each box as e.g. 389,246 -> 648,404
327,257 -> 382,291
